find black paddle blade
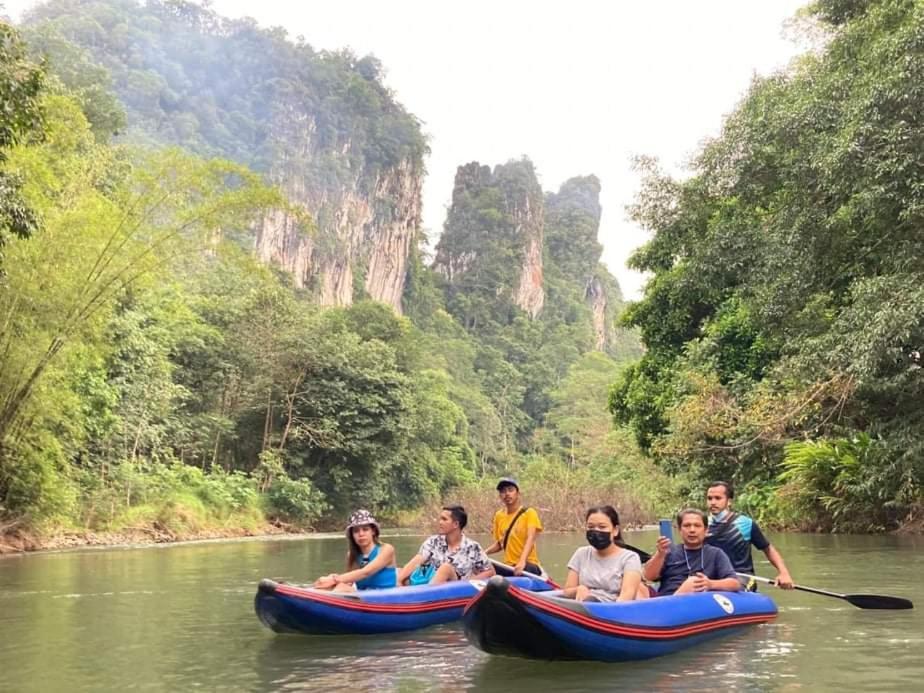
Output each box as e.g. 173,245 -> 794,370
845,594 -> 914,610
620,542 -> 652,563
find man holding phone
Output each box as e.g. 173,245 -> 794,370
644,509 -> 739,595
705,481 -> 794,590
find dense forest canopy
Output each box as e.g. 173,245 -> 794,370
0,20 -> 45,264
0,1 -> 654,539
21,0 -> 427,184
610,0 -> 924,531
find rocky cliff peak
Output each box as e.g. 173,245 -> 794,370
252,77 -> 425,313
25,1 -> 428,314
545,175 -> 604,282
255,129 -> 423,312
433,159 -> 545,320
545,176 -> 626,353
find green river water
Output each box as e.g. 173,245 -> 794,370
1,530 -> 921,692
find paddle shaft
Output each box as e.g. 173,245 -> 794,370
490,558 -> 560,587
742,573 -> 847,599
621,542 -> 652,563
739,572 -> 914,609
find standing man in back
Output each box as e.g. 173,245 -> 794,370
485,477 -> 544,576
705,481 -> 794,590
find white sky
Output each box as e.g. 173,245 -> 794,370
4,0 -> 809,299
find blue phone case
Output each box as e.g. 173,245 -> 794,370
659,519 -> 673,540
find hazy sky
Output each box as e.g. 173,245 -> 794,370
5,0 -> 809,298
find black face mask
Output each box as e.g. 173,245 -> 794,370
586,530 -> 613,550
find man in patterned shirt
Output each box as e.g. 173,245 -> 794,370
397,506 -> 495,585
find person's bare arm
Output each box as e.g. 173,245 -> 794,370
618,571 -> 642,602
764,545 -> 794,589
471,562 -> 496,580
333,544 -> 396,585
396,554 -> 423,586
561,568 -> 581,598
706,575 -> 741,592
642,536 -> 670,582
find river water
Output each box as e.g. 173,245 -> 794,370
1,530 -> 921,692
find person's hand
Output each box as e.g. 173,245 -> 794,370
683,572 -> 709,592
313,574 -> 336,589
655,536 -> 671,556
513,559 -> 526,576
776,570 -> 795,590
574,585 -> 591,602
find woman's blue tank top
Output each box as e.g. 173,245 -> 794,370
355,544 -> 397,590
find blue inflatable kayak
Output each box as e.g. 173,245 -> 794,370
255,575 -> 554,635
463,577 -> 777,661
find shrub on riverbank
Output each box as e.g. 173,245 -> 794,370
72,461 -> 326,534
419,452 -> 682,533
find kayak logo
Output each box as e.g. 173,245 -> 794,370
713,594 -> 735,614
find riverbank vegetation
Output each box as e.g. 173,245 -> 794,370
0,8 -> 668,549
609,0 -> 924,532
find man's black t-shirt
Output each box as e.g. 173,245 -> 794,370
657,543 -> 737,596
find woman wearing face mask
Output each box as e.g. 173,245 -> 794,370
563,505 -> 643,602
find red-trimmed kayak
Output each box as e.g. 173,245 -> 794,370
463,576 -> 777,661
255,575 -> 554,635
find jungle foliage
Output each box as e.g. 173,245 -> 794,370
1,6 -> 657,535
610,0 -> 924,531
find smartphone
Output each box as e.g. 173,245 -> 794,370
659,519 -> 673,542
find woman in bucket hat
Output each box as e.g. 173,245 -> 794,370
313,509 -> 397,592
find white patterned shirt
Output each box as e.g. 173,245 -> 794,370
418,534 -> 491,579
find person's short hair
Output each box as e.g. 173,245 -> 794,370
707,480 -> 735,499
442,505 -> 468,530
676,508 -> 708,527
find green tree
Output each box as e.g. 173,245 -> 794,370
0,21 -> 45,267
611,0 -> 924,527
0,91 -> 281,517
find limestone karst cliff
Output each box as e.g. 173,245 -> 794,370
433,160 -> 545,322
545,175 -> 632,354
432,164 -> 640,359
256,144 -> 422,312
584,274 -> 609,352
25,0 -> 427,313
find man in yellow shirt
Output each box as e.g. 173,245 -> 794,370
485,477 -> 544,576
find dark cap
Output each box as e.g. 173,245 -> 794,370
496,477 -> 519,491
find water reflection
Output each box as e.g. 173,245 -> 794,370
253,627 -> 475,691
466,626 -> 787,693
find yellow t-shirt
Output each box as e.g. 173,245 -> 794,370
492,506 -> 542,567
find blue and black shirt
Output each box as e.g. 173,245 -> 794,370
706,511 -> 770,574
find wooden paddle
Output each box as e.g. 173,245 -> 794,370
738,573 -> 914,610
